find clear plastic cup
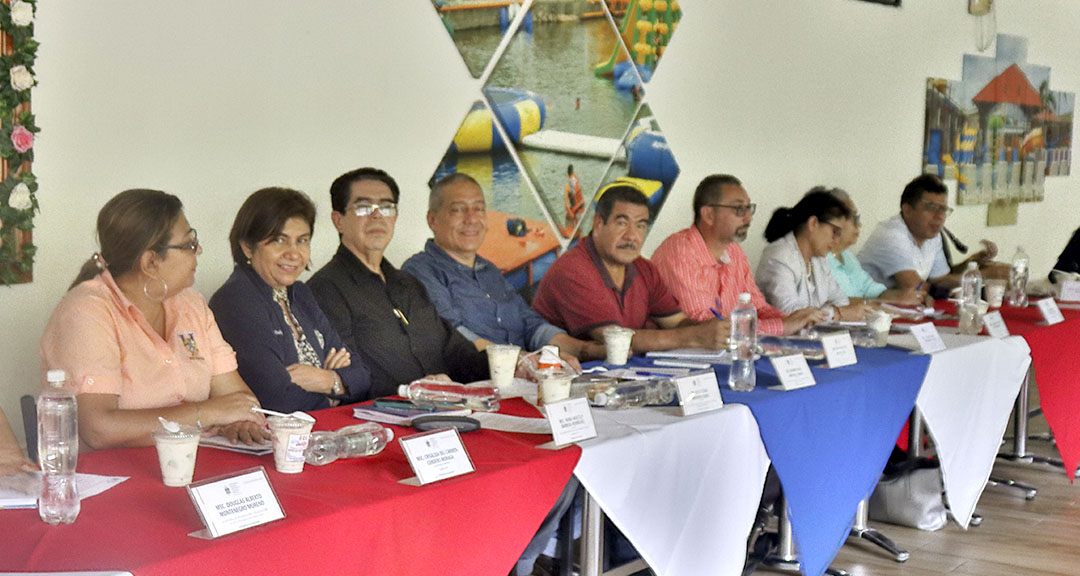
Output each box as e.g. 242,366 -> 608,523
602,326 -> 635,366
486,344 -> 521,389
267,416 -> 315,474
152,424 -> 201,487
958,302 -> 986,335
866,311 -> 892,347
985,280 -> 1006,308
538,372 -> 574,406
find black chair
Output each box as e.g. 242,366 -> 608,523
20,394 -> 37,463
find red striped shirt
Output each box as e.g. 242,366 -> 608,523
652,226 -> 786,335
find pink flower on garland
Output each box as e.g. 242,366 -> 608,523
11,125 -> 33,154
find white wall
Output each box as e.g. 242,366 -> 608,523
2,0 -> 1077,445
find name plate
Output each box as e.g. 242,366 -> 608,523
769,354 -> 816,391
674,370 -> 724,416
1059,280 -> 1080,302
909,322 -> 947,353
820,332 -> 858,368
545,397 -> 598,447
983,311 -> 1010,338
187,467 -> 285,539
1036,297 -> 1066,326
399,428 -> 475,485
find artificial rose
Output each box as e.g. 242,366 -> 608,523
10,1 -> 34,27
9,65 -> 33,91
11,125 -> 33,153
8,182 -> 31,211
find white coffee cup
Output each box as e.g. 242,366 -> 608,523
486,344 -> 521,389
602,326 -> 635,366
866,310 -> 892,347
152,425 -> 201,487
267,416 -> 314,474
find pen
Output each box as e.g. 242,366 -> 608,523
710,297 -> 725,321
374,399 -> 436,412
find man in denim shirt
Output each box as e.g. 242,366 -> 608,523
403,173 -> 601,368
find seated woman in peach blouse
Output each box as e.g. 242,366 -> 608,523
40,189 -> 268,450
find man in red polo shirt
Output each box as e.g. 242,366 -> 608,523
532,183 -> 730,352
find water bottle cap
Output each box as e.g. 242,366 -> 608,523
738,292 -> 751,304
46,369 -> 66,385
594,392 -> 608,406
384,427 -> 394,443
397,384 -> 408,397
967,261 -> 978,270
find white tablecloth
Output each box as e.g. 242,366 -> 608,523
888,331 -> 1031,528
574,403 -> 771,576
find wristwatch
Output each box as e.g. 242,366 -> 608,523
330,372 -> 344,396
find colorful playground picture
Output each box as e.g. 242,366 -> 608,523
427,0 -> 683,290
578,104 -> 680,238
923,34 -> 1074,206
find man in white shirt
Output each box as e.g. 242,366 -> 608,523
859,174 -> 974,294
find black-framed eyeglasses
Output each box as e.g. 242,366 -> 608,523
165,229 -> 200,253
920,201 -> 953,216
708,203 -> 757,217
352,202 -> 398,218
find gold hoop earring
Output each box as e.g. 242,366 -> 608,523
143,276 -> 168,302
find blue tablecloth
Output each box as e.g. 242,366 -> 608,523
614,346 -> 929,576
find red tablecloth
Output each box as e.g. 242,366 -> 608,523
997,303 -> 1080,479
4,400 -> 579,576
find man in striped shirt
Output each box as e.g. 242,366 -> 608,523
653,174 -> 825,336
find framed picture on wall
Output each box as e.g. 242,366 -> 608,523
857,0 -> 901,6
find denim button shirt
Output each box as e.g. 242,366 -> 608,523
402,239 -> 564,351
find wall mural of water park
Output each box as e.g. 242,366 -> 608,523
429,0 -> 682,293
923,34 -> 1074,224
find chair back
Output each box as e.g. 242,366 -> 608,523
19,394 -> 37,463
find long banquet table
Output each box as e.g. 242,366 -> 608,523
3,402 -> 580,576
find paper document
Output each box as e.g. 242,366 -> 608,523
645,349 -> 731,363
472,412 -> 553,435
200,435 -> 273,455
1,472 -> 128,509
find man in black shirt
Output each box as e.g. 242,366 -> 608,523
309,167 -> 488,399
1051,227 -> 1080,282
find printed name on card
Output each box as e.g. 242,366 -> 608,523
674,370 -> 724,416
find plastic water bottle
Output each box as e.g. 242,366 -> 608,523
728,293 -> 757,392
960,261 -> 983,306
1008,246 -> 1030,307
589,379 -> 677,409
37,370 -> 80,525
398,380 -> 500,412
304,423 -> 394,466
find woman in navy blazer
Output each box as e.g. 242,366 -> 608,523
210,187 -> 371,412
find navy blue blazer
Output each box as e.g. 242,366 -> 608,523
210,265 -> 372,412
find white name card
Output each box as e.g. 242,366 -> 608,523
909,322 -> 947,354
821,333 -> 858,368
1036,297 -> 1066,326
983,311 -> 1010,338
674,370 -> 724,416
399,428 -> 475,485
545,397 -> 598,447
187,467 -> 285,539
769,354 -> 816,391
1059,280 -> 1080,302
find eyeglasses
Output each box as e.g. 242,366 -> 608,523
352,202 -> 398,218
708,203 -> 757,217
823,221 -> 844,240
165,229 -> 200,253
919,201 -> 953,216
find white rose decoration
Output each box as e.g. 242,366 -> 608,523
10,1 -> 34,27
8,182 -> 32,211
9,65 -> 33,91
